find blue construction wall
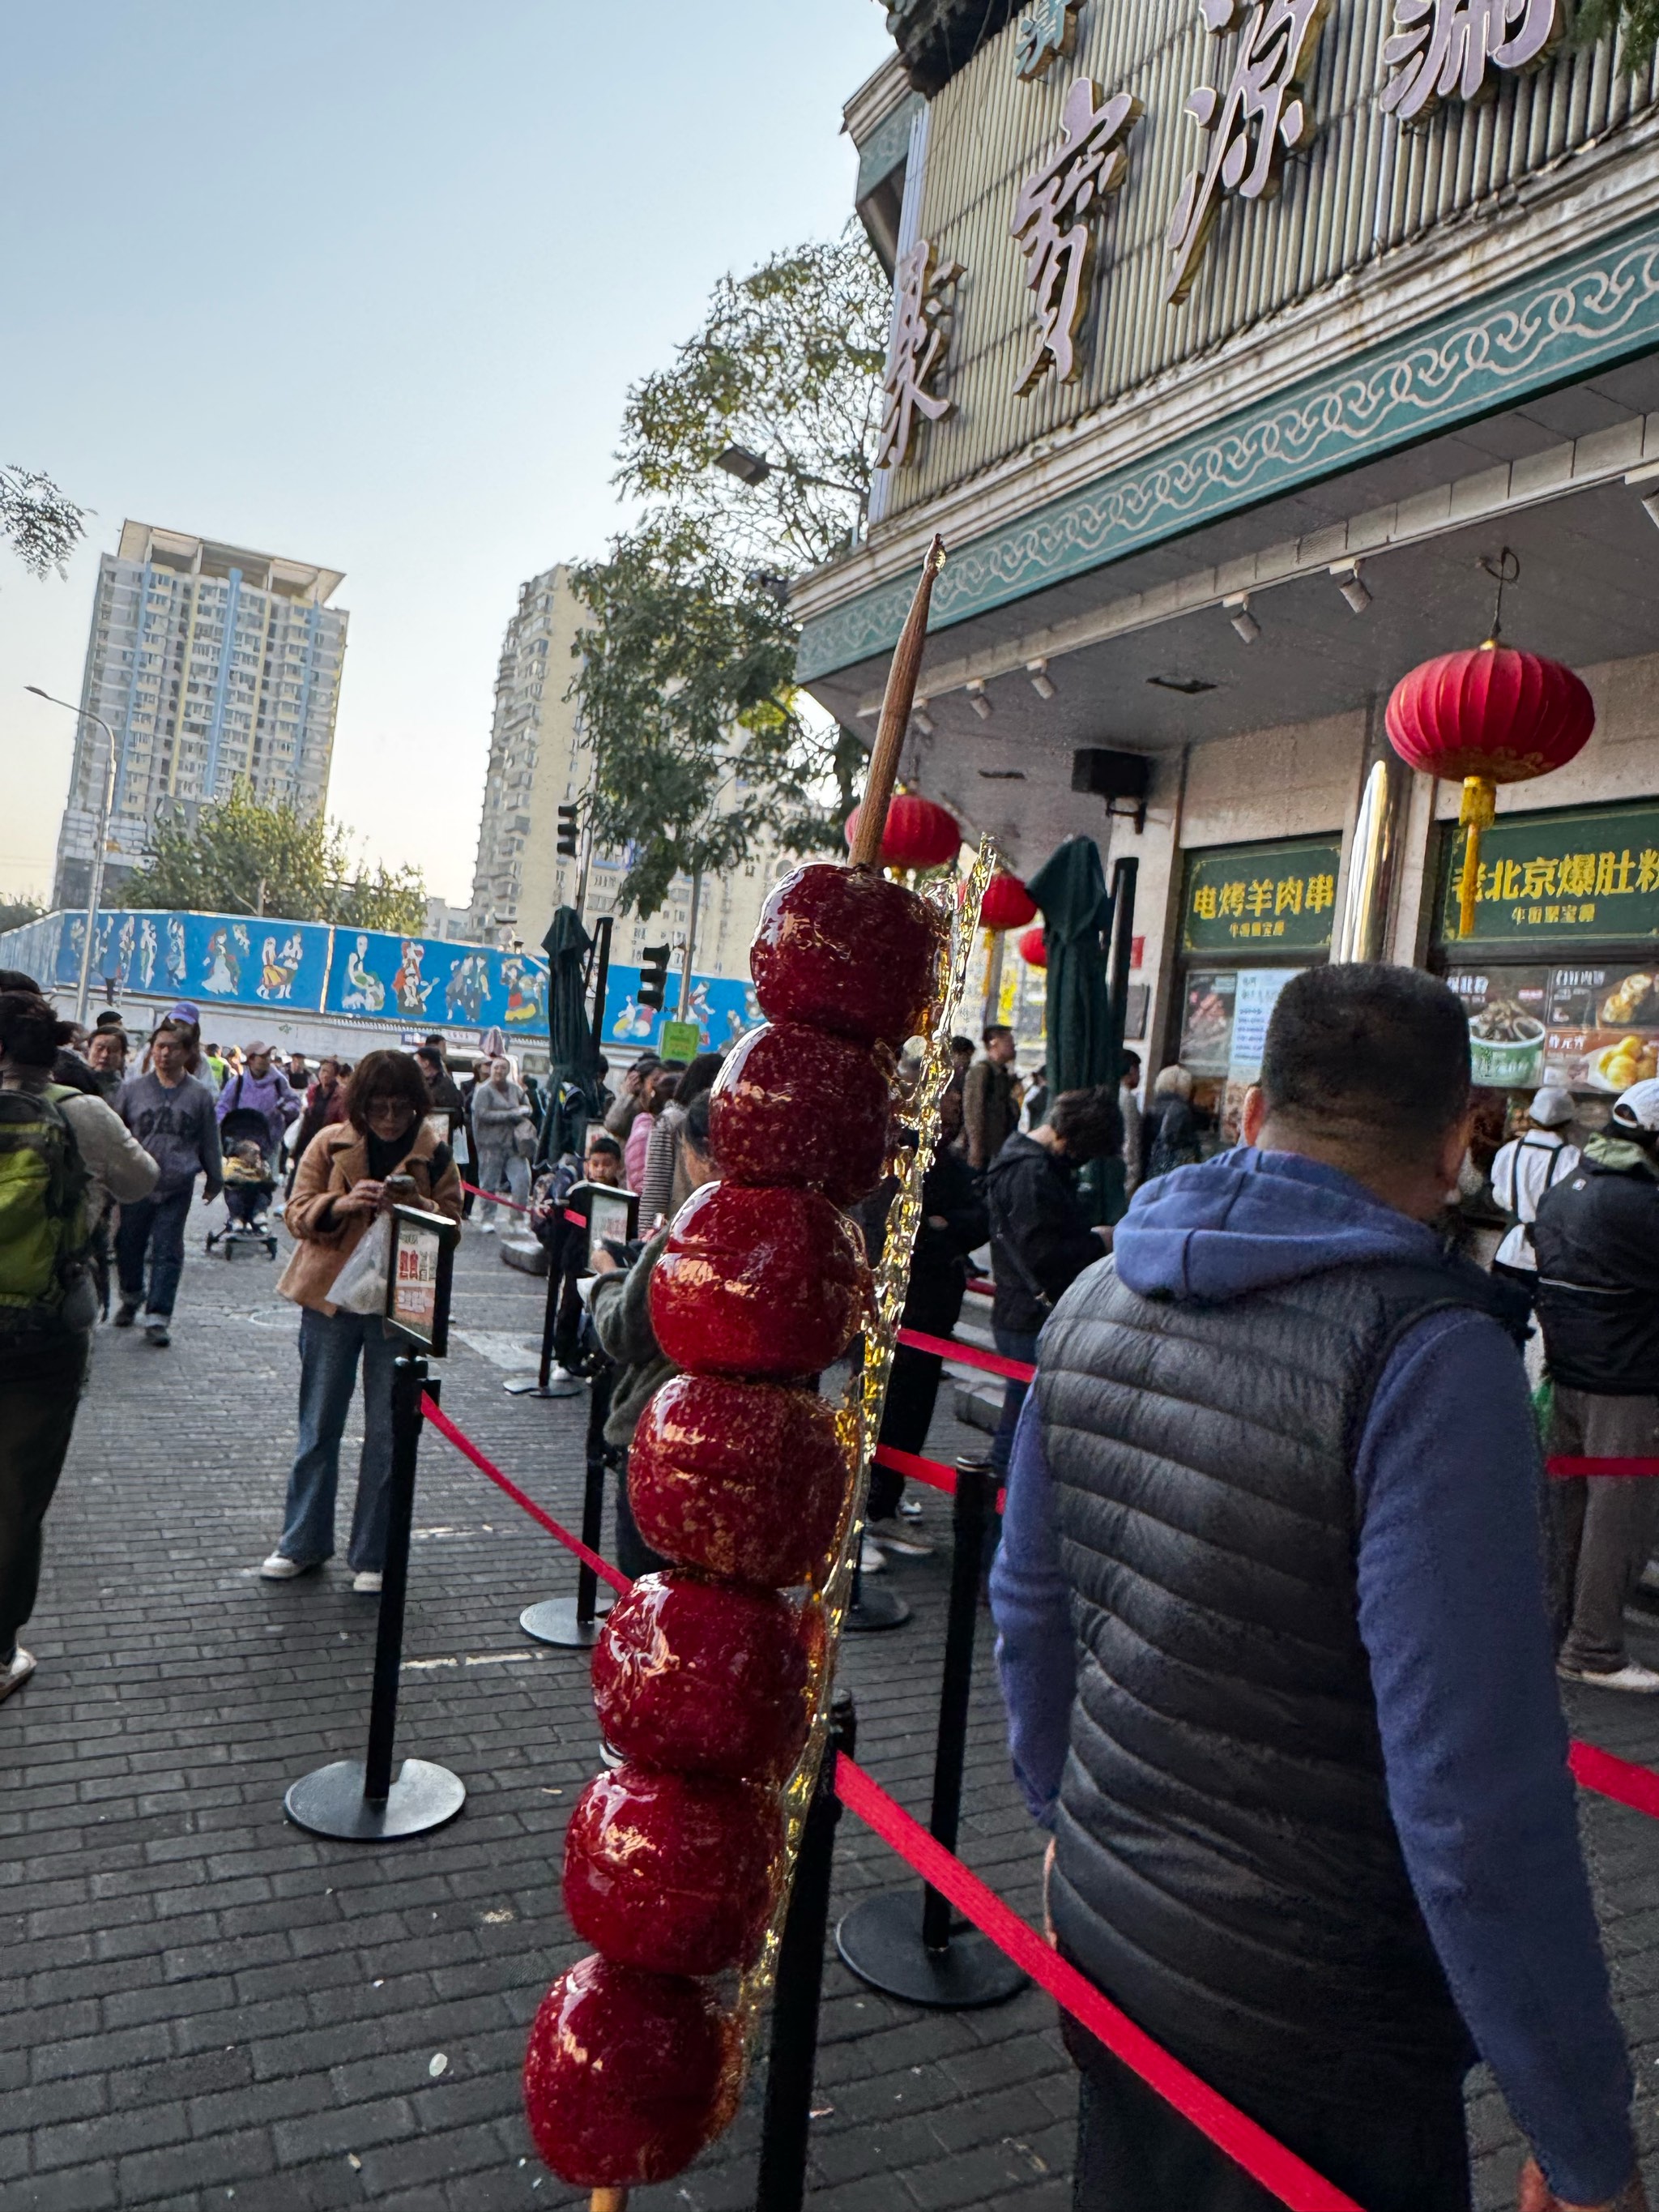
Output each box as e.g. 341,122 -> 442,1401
0,910 -> 759,1053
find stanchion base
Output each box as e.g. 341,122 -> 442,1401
502,1376 -> 582,1399
836,1889 -> 1028,2009
284,1757 -> 467,1841
842,1582 -> 910,1633
520,1596 -> 614,1647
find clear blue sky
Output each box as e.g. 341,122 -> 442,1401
0,2 -> 891,907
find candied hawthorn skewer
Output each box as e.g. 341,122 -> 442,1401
527,540 -> 949,2208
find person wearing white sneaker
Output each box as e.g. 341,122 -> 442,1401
262,1052 -> 462,1586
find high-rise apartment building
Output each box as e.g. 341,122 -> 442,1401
468,565 -> 772,984
52,521 -> 348,907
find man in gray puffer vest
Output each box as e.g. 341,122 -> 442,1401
991,964 -> 1642,2212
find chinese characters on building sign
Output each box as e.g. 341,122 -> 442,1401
1182,835 -> 1343,954
1382,0 -> 1563,126
1015,0 -> 1082,78
876,239 -> 966,473
1165,0 -> 1333,307
1437,805 -> 1659,946
1012,76 -> 1141,395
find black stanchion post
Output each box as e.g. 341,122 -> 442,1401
521,1367 -> 617,1647
755,1692 -> 856,2212
284,1356 -> 467,1841
834,1456 -> 1026,2006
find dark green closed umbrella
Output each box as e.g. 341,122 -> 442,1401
1026,836 -> 1114,1100
540,906 -> 599,1161
1026,836 -> 1119,1220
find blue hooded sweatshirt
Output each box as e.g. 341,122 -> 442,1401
990,1147 -> 1635,2205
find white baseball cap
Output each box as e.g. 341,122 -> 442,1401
1612,1078 -> 1659,1134
1529,1087 -> 1575,1128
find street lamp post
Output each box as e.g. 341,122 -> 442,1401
28,686 -> 120,1029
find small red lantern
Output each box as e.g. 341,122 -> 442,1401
1385,643 -> 1593,937
1017,925 -> 1047,968
843,791 -> 962,872
979,873 -> 1038,932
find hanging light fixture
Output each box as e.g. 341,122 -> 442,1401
1332,561 -> 1371,615
1225,593 -> 1260,645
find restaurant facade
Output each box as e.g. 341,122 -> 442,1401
807,0 -> 1659,1131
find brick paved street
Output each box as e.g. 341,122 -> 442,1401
5,1206 -> 1659,2210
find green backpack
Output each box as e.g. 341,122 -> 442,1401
0,1084 -> 93,1330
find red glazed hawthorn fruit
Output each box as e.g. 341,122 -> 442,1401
709,1020 -> 890,1205
522,1953 -> 737,2187
629,1373 -> 848,1589
591,1570 -> 812,1783
562,1762 -> 784,1976
750,862 -> 943,1050
650,1181 -> 868,1380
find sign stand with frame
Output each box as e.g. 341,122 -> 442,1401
284,1207 -> 467,1843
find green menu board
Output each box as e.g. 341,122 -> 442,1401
1437,801 -> 1659,947
1180,836 -> 1343,955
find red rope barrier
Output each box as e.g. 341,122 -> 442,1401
420,1394 -> 629,1595
458,1180 -> 532,1215
1568,1740 -> 1659,1820
834,1757 -> 1363,2212
872,1443 -> 1005,1514
1547,1457 -> 1659,1479
897,1326 -> 1035,1381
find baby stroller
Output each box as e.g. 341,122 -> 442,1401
207,1107 -> 279,1262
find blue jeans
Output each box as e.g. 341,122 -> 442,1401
278,1306 -> 397,1570
114,1186 -> 193,1318
991,1327 -> 1041,1475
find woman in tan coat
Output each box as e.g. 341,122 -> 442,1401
260,1050 -> 462,1592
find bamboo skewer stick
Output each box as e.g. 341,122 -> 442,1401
848,534 -> 947,869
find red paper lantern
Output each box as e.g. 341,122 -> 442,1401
979,873 -> 1038,932
842,791 -> 962,871
1385,643 -> 1594,937
1018,925 -> 1047,968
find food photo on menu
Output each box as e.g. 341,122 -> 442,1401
1446,964 -> 1659,1111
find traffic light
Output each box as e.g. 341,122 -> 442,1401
557,803 -> 580,860
638,944 -> 672,1011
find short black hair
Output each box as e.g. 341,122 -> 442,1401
683,1091 -> 712,1151
1120,1052 -> 1141,1078
950,1034 -> 975,1053
95,1010 -> 125,1030
585,1131 -> 622,1160
0,990 -> 72,1071
595,1055 -> 609,1076
0,968 -> 42,995
1048,1086 -> 1123,1162
983,1024 -> 1013,1045
1260,964 -> 1469,1156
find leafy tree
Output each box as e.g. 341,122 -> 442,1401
571,225 -> 889,914
1576,0 -> 1659,68
1,466 -> 84,577
124,781 -> 427,933
0,893 -> 44,935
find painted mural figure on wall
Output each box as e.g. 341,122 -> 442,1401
1164,0 -> 1333,307
342,933 -> 386,1014
1012,76 -> 1142,395
876,239 -> 965,472
1014,0 -> 1082,79
444,951 -> 490,1025
1381,0 -> 1562,123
